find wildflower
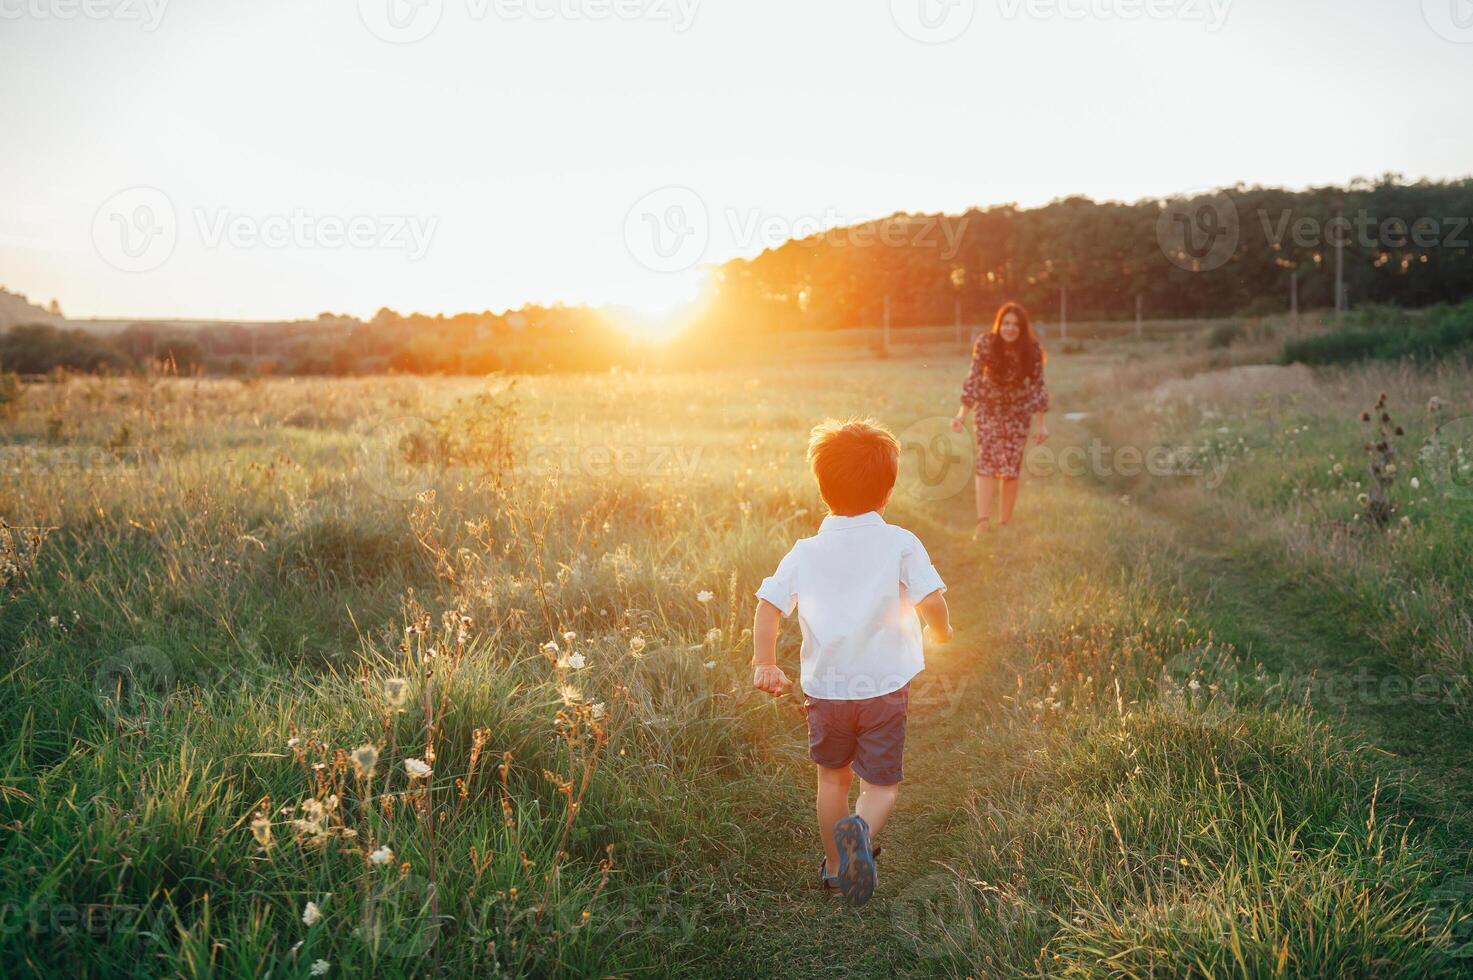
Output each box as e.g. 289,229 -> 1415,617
703,660 -> 716,670
404,758 -> 432,779
562,630 -> 577,645
1188,679 -> 1201,692
705,627 -> 722,645
1428,396 -> 1444,414
310,959 -> 330,976
1385,463 -> 1397,476
1411,477 -> 1421,490
302,901 -> 322,926
566,652 -> 587,670
384,678 -> 409,708
351,744 -> 379,779
369,845 -> 395,866
558,683 -> 583,706
628,636 -> 646,657
590,702 -> 606,720
696,590 -> 714,604
541,640 -> 561,657
1401,516 -> 1412,526
249,816 -> 272,849
1332,463 -> 1343,475
48,616 -> 59,628
287,737 -> 301,750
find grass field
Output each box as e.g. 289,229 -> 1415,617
3,345 -> 1472,977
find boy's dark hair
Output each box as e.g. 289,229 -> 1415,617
806,418 -> 900,517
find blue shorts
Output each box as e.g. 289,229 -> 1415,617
803,684 -> 909,785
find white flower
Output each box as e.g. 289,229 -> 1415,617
310,959 -> 330,976
562,630 -> 577,645
566,652 -> 587,670
1410,477 -> 1420,490
628,636 -> 647,657
705,627 -> 722,645
1332,463 -> 1343,475
1386,463 -> 1397,476
703,660 -> 716,670
286,737 -> 301,750
369,845 -> 395,866
404,758 -> 432,779
696,590 -> 714,604
1188,679 -> 1201,692
541,640 -> 561,656
590,702 -> 606,720
558,683 -> 583,706
302,901 -> 322,926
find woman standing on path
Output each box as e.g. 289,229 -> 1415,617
950,302 -> 1050,534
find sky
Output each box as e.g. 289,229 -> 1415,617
1,0 -> 1470,322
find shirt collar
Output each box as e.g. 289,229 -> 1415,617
818,511 -> 886,533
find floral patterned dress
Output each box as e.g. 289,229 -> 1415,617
960,334 -> 1050,479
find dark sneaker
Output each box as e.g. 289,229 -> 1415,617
817,857 -> 842,895
833,814 -> 876,906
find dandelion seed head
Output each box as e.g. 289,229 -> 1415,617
351,744 -> 379,778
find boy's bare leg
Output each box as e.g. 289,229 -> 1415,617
974,476 -> 995,531
855,779 -> 899,838
817,764 -> 853,876
999,478 -> 1020,524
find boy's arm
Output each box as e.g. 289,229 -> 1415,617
916,590 -> 953,644
752,600 -> 794,696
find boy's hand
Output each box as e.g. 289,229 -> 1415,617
924,623 -> 954,645
753,664 -> 793,696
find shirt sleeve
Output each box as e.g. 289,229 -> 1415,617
1027,372 -> 1051,415
960,335 -> 988,409
899,533 -> 946,601
754,546 -> 800,616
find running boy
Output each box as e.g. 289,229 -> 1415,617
752,418 -> 952,905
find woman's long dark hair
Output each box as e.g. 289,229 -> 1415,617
981,302 -> 1045,389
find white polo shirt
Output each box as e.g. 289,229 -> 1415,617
755,512 -> 946,701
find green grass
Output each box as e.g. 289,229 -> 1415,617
2,353 -> 1472,976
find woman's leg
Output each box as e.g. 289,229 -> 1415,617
975,475 -> 996,531
999,478 -> 1020,524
